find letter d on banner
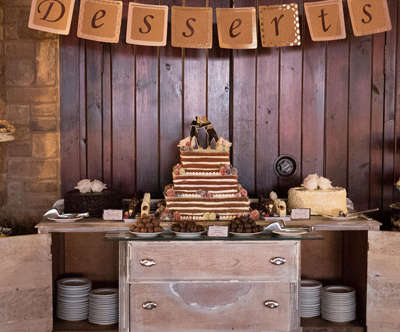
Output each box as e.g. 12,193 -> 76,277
77,0 -> 123,43
28,0 -> 75,35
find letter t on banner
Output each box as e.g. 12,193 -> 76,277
347,0 -> 392,36
304,0 -> 346,41
77,0 -> 123,43
28,0 -> 76,34
126,3 -> 168,46
216,7 -> 257,49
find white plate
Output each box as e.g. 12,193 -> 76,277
58,278 -> 91,287
230,231 -> 265,237
90,288 -> 118,296
321,215 -> 358,221
47,215 -> 83,223
173,231 -> 204,239
272,229 -> 308,237
129,231 -> 163,238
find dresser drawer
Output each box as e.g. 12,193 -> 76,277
130,281 -> 298,332
128,241 -> 299,282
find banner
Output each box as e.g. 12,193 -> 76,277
28,0 -> 76,35
171,6 -> 213,49
77,0 -> 123,43
28,1 -> 393,47
216,7 -> 257,49
347,0 -> 392,36
304,0 -> 346,41
259,3 -> 301,47
126,3 -> 168,46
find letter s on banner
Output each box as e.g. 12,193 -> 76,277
28,0 -> 75,35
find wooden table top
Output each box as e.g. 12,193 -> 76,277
36,216 -> 381,234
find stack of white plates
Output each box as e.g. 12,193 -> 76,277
57,278 -> 92,321
321,285 -> 356,322
299,279 -> 322,318
89,288 -> 119,325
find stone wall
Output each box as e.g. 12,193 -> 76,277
0,0 -> 60,222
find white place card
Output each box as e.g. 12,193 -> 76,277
290,208 -> 311,220
103,209 -> 123,221
207,225 -> 229,237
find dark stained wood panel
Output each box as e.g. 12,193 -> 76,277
60,0 -> 400,224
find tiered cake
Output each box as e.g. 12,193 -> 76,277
164,117 -> 250,221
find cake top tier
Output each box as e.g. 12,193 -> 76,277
178,116 -> 232,153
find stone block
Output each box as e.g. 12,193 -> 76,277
8,141 -> 32,157
6,180 -> 24,207
32,133 -> 58,158
25,192 -> 58,209
31,117 -> 57,131
8,159 -> 58,179
25,180 -> 58,193
0,7 -> 3,24
4,22 -> 18,40
0,25 -> 3,41
5,59 -> 35,86
36,39 -> 58,86
14,125 -> 31,141
31,104 -> 57,117
4,7 -> 19,24
7,87 -> 58,103
6,104 -> 30,126
5,41 -> 35,58
17,8 -> 57,40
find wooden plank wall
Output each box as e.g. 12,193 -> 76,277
61,0 -> 400,217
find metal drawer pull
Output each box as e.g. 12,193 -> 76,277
264,300 -> 279,309
140,258 -> 156,267
142,301 -> 157,310
269,257 -> 286,265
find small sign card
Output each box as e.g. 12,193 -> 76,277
28,0 -> 76,35
77,0 -> 123,43
290,208 -> 311,220
103,209 -> 123,221
207,225 -> 229,237
347,0 -> 392,36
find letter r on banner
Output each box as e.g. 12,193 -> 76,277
126,3 -> 168,46
77,0 -> 123,43
304,0 -> 346,41
28,0 -> 75,35
347,0 -> 392,36
216,7 -> 257,49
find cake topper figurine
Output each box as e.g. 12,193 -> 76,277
190,116 -> 219,150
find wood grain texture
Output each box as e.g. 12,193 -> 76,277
130,281 -> 296,332
0,235 -> 52,331
128,241 -> 299,282
367,231 -> 400,330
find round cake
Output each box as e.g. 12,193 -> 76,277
288,187 -> 347,216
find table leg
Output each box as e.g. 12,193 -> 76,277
119,241 -> 129,332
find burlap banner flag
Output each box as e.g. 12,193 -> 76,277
28,0 -> 76,35
171,6 -> 213,49
77,0 -> 123,43
259,4 -> 301,47
347,0 -> 392,36
216,7 -> 257,49
126,3 -> 168,46
304,0 -> 346,41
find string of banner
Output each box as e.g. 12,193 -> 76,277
28,0 -> 392,48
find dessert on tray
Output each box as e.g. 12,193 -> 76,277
163,117 -> 250,221
288,174 -> 347,216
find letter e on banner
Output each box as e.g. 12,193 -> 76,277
259,4 -> 301,47
216,8 -> 257,49
126,3 -> 168,46
77,0 -> 123,43
171,6 -> 212,49
347,0 -> 391,36
304,0 -> 346,41
28,0 -> 75,35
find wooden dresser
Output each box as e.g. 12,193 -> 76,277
126,240 -> 301,332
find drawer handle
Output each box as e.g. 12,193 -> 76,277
140,258 -> 156,267
269,257 -> 286,265
264,300 -> 279,309
142,301 -> 157,310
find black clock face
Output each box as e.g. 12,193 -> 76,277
274,155 -> 297,177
